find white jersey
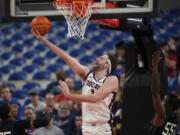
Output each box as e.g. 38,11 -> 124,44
82,71 -> 116,124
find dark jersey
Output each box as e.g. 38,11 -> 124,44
146,112 -> 177,135
0,120 -> 31,135
0,113 -> 52,135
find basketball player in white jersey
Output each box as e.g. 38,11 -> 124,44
32,29 -> 119,135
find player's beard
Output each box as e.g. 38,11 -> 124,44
93,63 -> 105,72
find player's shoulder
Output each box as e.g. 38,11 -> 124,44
106,75 -> 119,82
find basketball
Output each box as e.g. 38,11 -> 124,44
31,16 -> 50,35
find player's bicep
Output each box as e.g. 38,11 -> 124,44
66,58 -> 90,80
95,76 -> 118,101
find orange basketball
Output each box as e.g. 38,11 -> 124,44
31,16 -> 50,35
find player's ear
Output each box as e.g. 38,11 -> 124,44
105,63 -> 110,71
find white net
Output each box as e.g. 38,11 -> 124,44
54,0 -> 92,39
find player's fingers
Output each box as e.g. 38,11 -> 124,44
34,28 -> 40,36
58,85 -> 62,90
31,29 -> 36,36
59,80 -> 66,88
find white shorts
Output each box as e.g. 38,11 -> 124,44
82,123 -> 112,135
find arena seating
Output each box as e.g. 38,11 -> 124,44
0,8 -> 180,102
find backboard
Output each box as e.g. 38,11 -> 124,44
5,0 -> 158,22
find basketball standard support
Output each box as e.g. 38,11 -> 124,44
121,27 -> 168,135
91,3 -> 120,28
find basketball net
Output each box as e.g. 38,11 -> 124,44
53,0 -> 93,39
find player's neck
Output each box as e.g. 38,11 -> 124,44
94,69 -> 107,81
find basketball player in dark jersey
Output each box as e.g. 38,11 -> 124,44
145,51 -> 180,135
0,103 -> 52,135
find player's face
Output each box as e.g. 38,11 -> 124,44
94,55 -> 108,69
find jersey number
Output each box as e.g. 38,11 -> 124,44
0,131 -> 11,135
162,122 -> 176,135
91,89 -> 95,94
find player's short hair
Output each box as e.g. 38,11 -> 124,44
0,103 -> 10,120
167,94 -> 180,111
0,85 -> 13,95
107,54 -> 118,74
115,41 -> 125,49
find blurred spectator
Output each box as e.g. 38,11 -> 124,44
112,89 -> 123,135
73,111 -> 82,135
23,107 -> 36,135
119,72 -> 125,88
55,77 -> 76,103
170,35 -> 180,52
39,93 -> 58,117
0,85 -> 23,120
115,41 -> 125,70
173,35 -> 180,71
160,41 -> 178,78
26,90 -> 46,112
23,107 -> 36,121
46,70 -> 67,95
112,73 -> 124,135
73,101 -> 81,113
53,101 -> 76,135
32,118 -> 64,135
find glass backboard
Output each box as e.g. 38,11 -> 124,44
5,0 -> 158,21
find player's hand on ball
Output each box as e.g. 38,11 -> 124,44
152,51 -> 161,68
58,80 -> 70,97
31,28 -> 46,41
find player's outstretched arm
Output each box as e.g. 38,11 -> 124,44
151,51 -> 166,127
14,112 -> 52,130
58,76 -> 118,103
32,29 -> 90,81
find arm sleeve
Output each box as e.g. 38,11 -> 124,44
14,120 -> 31,129
33,113 -> 52,128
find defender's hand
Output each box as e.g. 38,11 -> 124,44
58,80 -> 70,97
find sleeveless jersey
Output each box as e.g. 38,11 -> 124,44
146,112 -> 177,135
82,71 -> 116,124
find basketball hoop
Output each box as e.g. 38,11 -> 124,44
53,0 -> 93,39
